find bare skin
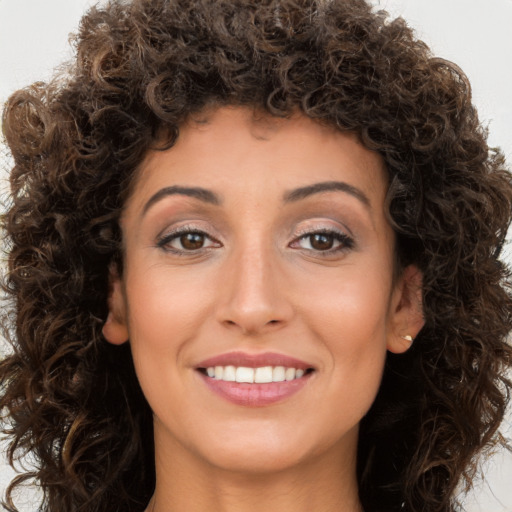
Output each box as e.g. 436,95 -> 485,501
103,106 -> 424,512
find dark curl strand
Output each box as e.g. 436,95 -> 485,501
1,1 -> 511,511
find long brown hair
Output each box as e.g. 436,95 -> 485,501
1,1 -> 511,511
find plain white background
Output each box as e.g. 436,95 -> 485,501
0,1 -> 511,511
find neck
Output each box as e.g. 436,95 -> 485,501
147,427 -> 363,512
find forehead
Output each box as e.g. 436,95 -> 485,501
129,106 -> 387,209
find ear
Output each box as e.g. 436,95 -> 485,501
387,264 -> 425,354
102,268 -> 129,345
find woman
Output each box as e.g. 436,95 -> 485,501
1,1 -> 511,511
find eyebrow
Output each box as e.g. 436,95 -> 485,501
142,186 -> 221,214
283,181 -> 371,208
142,180 -> 370,216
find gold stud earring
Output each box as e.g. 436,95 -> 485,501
400,335 -> 413,342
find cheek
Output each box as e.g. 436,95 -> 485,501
125,266 -> 215,350
297,264 -> 392,401
298,261 -> 393,346
123,267 -> 217,406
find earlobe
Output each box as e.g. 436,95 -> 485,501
389,334 -> 414,354
102,275 -> 129,345
387,265 -> 425,354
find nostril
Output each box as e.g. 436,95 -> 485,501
219,310 -> 289,335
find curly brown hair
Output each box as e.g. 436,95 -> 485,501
1,0 -> 511,511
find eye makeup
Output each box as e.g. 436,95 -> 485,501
156,224 -> 222,255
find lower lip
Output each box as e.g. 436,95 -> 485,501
199,372 -> 312,407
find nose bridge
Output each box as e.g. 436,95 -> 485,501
218,235 -> 291,333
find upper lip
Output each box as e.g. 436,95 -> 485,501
196,351 -> 313,370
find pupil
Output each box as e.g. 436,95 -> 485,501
181,233 -> 204,250
311,233 -> 333,250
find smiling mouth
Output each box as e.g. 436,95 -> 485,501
195,352 -> 315,405
197,365 -> 315,383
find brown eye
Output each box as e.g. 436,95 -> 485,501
291,230 -> 354,254
309,233 -> 335,251
157,229 -> 220,252
180,232 -> 205,250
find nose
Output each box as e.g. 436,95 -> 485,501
216,243 -> 293,336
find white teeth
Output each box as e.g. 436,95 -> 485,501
224,365 -> 236,382
272,366 -> 286,382
235,367 -> 254,383
205,365 -> 309,383
285,367 -> 296,381
254,366 -> 273,383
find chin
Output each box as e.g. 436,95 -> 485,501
164,417 -> 359,476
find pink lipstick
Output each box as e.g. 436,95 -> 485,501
196,351 -> 314,407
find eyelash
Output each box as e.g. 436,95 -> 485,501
156,227 -> 354,256
290,229 -> 354,256
156,226 -> 221,254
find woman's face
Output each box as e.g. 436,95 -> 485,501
104,106 -> 423,475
